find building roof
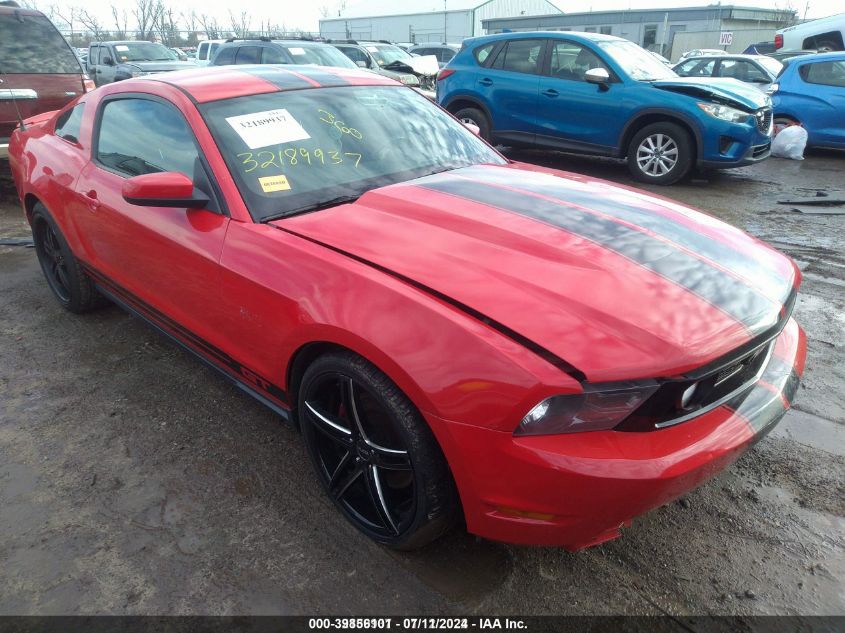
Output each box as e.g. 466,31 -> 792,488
326,0 -> 554,20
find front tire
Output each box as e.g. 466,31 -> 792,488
298,352 -> 457,549
454,106 -> 491,141
627,122 -> 693,185
31,203 -> 103,313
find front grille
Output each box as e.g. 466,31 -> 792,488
755,108 -> 773,134
752,142 -> 771,158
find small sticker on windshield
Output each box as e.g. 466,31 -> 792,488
226,108 -> 311,150
115,45 -> 129,51
259,175 -> 291,193
366,46 -> 379,52
289,47 -> 306,55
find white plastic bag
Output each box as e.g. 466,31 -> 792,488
771,125 -> 808,160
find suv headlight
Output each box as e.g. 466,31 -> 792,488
515,382 -> 659,436
398,74 -> 419,86
697,102 -> 751,124
130,70 -> 152,77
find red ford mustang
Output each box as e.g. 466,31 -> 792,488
9,65 -> 806,550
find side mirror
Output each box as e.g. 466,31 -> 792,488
102,56 -> 115,66
122,172 -> 209,209
462,121 -> 481,136
355,60 -> 368,68
585,67 -> 610,87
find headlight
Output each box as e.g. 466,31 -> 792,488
130,70 -> 152,77
515,382 -> 658,436
766,83 -> 779,95
398,74 -> 419,86
697,102 -> 751,124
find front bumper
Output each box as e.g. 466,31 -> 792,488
698,115 -> 773,169
428,318 -> 806,549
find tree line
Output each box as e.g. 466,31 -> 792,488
19,0 -> 317,48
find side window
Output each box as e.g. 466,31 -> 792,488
213,47 -> 235,65
440,49 -> 456,63
96,98 -> 200,179
801,60 -> 845,87
549,41 -> 607,81
340,46 -> 368,65
234,46 -> 261,64
718,59 -> 767,82
209,43 -> 220,59
263,47 -> 288,64
197,42 -> 208,61
494,39 -> 543,75
55,103 -> 85,143
474,43 -> 495,65
676,58 -> 715,77
88,45 -> 99,66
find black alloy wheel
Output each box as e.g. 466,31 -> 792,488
35,219 -> 71,303
299,352 -> 456,549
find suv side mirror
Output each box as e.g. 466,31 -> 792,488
585,67 -> 610,87
122,172 -> 209,209
102,56 -> 115,66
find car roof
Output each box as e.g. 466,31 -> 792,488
678,54 -> 771,62
128,64 -> 398,103
0,6 -> 42,16
470,30 -> 624,45
785,50 -> 845,63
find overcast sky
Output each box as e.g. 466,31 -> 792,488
33,0 -> 843,33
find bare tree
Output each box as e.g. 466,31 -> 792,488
133,0 -> 164,41
77,8 -> 104,42
51,4 -> 76,40
111,6 -> 129,39
157,7 -> 180,46
228,9 -> 251,38
199,13 -> 221,39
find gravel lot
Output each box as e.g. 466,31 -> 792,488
1,151 -> 843,616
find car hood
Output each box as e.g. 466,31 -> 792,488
274,164 -> 797,382
653,77 -> 771,110
121,61 -> 196,72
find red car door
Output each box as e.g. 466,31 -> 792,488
73,94 -> 231,353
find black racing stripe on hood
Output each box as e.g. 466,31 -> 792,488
452,166 -> 792,306
418,176 -> 779,333
271,224 -> 587,382
238,65 -> 350,90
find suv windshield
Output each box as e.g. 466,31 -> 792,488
280,43 -> 357,68
597,40 -> 677,81
367,45 -> 412,66
200,86 -> 505,221
0,13 -> 81,73
113,42 -> 175,62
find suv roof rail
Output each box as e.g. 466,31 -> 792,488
328,39 -> 358,45
224,36 -> 271,43
273,35 -> 318,42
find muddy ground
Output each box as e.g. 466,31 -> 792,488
0,152 -> 843,616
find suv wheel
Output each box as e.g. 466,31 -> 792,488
454,107 -> 491,141
627,122 -> 693,185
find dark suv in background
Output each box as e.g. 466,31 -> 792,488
1,2 -> 90,158
210,38 -> 357,69
87,41 -> 195,86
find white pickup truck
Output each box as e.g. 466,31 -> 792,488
776,12 -> 845,52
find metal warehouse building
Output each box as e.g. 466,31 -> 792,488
481,5 -> 796,61
319,0 -> 562,44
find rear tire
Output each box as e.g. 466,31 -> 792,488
31,203 -> 104,313
454,107 -> 491,142
298,352 -> 458,550
627,122 -> 693,185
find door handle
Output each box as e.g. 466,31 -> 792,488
541,89 -> 559,98
85,189 -> 100,210
478,78 -> 493,86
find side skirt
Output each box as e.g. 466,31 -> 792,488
85,269 -> 293,423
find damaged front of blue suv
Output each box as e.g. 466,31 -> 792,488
437,32 -> 773,185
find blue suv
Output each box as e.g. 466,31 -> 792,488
437,32 -> 774,184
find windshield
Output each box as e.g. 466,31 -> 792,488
113,42 -> 175,62
200,86 -> 505,221
282,44 -> 357,69
758,56 -> 783,76
597,40 -> 677,81
368,45 -> 412,66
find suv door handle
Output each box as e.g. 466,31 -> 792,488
478,78 -> 493,86
541,89 -> 559,97
84,189 -> 100,210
